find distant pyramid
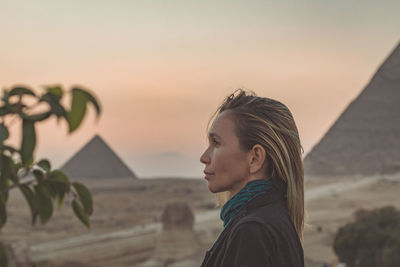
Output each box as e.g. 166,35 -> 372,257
61,135 -> 137,179
304,42 -> 400,177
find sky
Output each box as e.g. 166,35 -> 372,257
1,0 -> 399,177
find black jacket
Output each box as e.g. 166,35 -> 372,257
200,187 -> 304,267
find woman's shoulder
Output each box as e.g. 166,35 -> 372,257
229,215 -> 280,245
244,196 -> 292,226
224,215 -> 304,267
229,202 -> 299,244
229,219 -> 275,242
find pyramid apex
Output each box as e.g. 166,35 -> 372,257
61,135 -> 137,179
377,41 -> 400,80
304,42 -> 400,177
91,134 -> 103,141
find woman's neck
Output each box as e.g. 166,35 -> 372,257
228,177 -> 268,198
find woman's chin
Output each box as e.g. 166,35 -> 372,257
207,183 -> 219,193
208,183 -> 226,194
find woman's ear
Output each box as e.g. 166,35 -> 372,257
248,144 -> 266,174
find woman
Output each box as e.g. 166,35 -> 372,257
200,89 -> 304,267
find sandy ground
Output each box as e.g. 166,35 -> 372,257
1,174 -> 400,266
303,173 -> 400,265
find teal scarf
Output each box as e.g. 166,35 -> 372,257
220,179 -> 273,227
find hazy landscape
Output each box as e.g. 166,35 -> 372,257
1,2 -> 399,266
1,173 -> 399,267
2,40 -> 399,266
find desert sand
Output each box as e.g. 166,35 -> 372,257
1,173 -> 400,267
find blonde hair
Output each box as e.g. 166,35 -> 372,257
211,89 -> 304,240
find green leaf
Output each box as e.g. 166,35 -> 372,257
86,93 -> 101,116
9,86 -> 35,97
33,169 -> 44,183
40,93 -> 67,119
44,179 -> 67,207
0,201 -> 6,229
45,86 -> 63,100
34,184 -> 53,225
37,159 -> 51,172
72,87 -> 101,117
48,170 -> 70,207
68,89 -> 87,133
55,186 -> 67,207
48,170 -> 70,184
41,180 -> 58,200
55,192 -> 66,208
0,177 -> 9,204
0,107 -> 9,116
72,199 -> 90,228
19,184 -> 38,226
0,156 -> 10,175
1,89 -> 10,105
23,157 -> 34,168
72,182 -> 93,215
0,145 -> 17,154
0,123 -> 9,144
0,155 -> 13,201
21,119 -> 36,165
23,111 -> 51,122
0,242 -> 8,267
6,103 -> 21,114
0,191 -> 8,204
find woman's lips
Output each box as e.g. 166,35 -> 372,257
204,171 -> 214,180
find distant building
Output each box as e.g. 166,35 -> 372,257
304,42 -> 400,177
61,134 -> 137,179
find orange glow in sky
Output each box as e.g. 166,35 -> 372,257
1,1 -> 399,177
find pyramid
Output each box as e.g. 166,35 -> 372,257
60,135 -> 137,179
304,42 -> 400,177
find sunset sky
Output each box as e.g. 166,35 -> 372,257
1,0 -> 399,177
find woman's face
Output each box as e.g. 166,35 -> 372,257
200,111 -> 251,196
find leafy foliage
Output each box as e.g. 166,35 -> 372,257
0,85 -> 101,266
334,205 -> 400,267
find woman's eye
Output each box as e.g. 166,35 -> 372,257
212,138 -> 220,146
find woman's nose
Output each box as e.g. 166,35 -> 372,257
200,148 -> 210,164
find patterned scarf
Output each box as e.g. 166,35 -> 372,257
220,179 -> 273,227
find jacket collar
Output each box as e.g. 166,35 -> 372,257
239,186 -> 286,215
